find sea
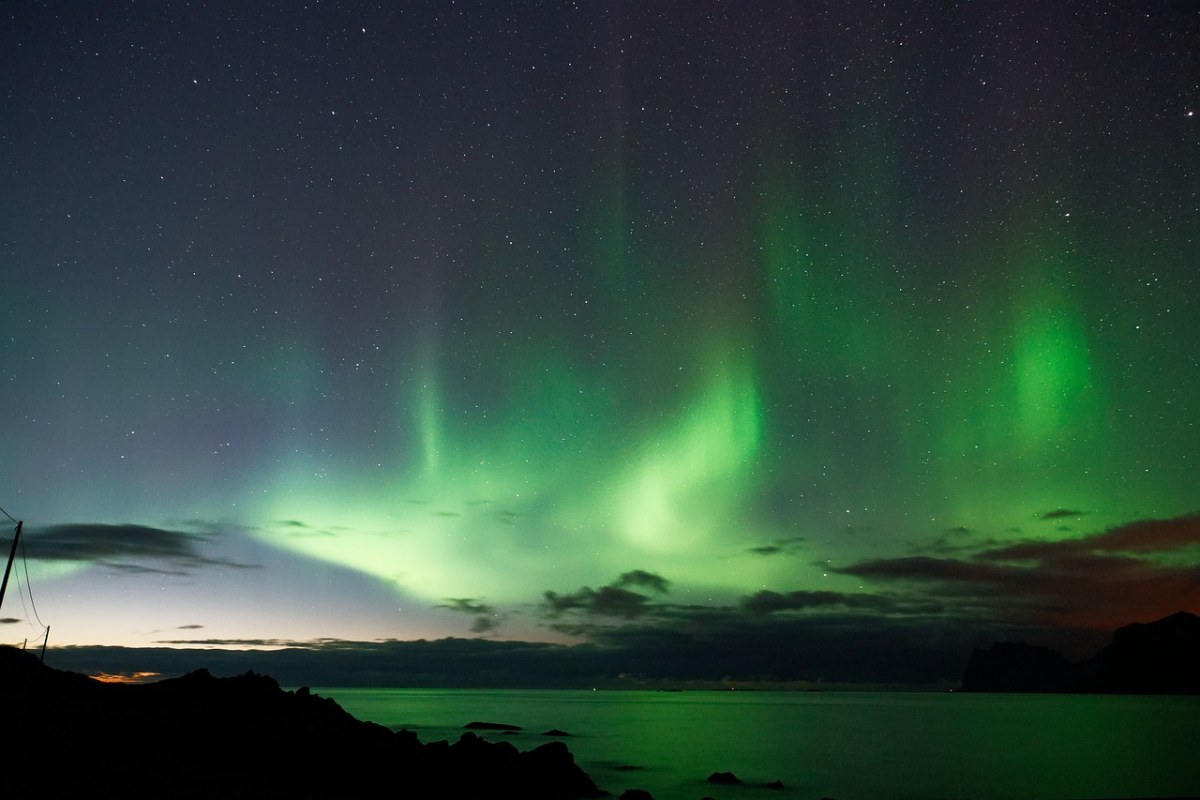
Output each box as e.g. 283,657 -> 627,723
310,688 -> 1200,800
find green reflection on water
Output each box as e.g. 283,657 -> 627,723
316,689 -> 1200,800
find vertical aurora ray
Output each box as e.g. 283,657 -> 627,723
757,160 -> 895,377
609,345 -> 763,554
1009,257 -> 1100,450
759,172 -> 817,357
752,128 -> 1144,548
751,141 -> 925,553
886,211 -> 1125,534
413,353 -> 446,479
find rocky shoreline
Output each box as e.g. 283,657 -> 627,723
2,645 -> 608,799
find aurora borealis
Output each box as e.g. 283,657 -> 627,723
2,1 -> 1198,684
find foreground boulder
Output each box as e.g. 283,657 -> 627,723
1,646 -> 606,799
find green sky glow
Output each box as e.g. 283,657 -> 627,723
2,2 -> 1196,660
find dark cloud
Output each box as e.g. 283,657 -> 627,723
542,589 -> 589,616
50,575 -> 1180,689
440,598 -> 496,615
1,617 -> 21,625
614,570 -> 669,594
582,613 -> 978,686
439,598 -> 501,635
103,563 -> 190,576
543,586 -> 653,620
919,533 -> 1002,556
986,514 -> 1200,559
44,614 -> 979,689
590,586 -> 653,619
177,624 -> 204,630
153,638 -> 310,648
841,555 -> 1005,583
543,571 -> 671,620
32,520 -> 1198,690
1041,509 -> 1085,520
745,536 -> 806,556
24,523 -> 259,573
837,514 -> 1200,631
740,589 -> 899,616
269,520 -> 333,538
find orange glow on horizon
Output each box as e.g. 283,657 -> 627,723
91,671 -> 161,684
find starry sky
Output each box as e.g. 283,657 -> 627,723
2,1 -> 1198,686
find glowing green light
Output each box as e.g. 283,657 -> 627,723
1011,288 -> 1096,447
612,348 -> 763,553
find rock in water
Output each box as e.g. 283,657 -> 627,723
466,720 -> 524,731
707,771 -> 742,784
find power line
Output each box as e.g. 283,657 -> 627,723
18,532 -> 47,630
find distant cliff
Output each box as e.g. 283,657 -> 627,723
0,645 -> 606,799
961,611 -> 1200,693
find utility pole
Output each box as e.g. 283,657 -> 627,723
0,520 -> 21,613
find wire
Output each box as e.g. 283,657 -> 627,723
18,532 -> 47,630
0,504 -> 18,525
13,568 -> 41,639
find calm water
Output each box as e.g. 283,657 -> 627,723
312,688 -> 1199,800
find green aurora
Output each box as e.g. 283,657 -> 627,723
1,1 -> 1196,678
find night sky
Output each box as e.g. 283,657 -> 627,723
2,1 -> 1198,685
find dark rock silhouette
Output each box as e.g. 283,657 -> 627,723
466,720 -> 524,731
961,611 -> 1200,693
706,770 -> 742,784
960,641 -> 1082,692
1097,610 -> 1200,694
543,728 -> 572,736
617,790 -> 654,800
1,646 -> 606,799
